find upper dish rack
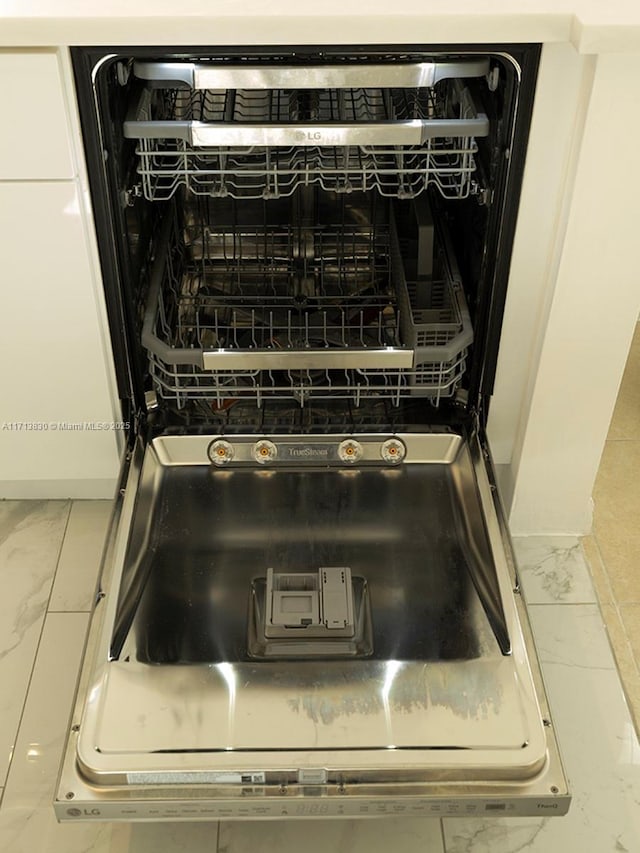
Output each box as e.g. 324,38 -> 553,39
124,59 -> 490,202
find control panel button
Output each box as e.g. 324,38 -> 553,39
381,438 -> 406,464
337,439 -> 363,464
208,439 -> 235,466
252,439 -> 278,465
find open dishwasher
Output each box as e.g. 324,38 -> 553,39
56,44 -> 570,821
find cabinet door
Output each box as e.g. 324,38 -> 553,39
0,52 -> 73,179
0,181 -> 121,495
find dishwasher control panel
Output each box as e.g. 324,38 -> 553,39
56,792 -> 568,821
207,436 -> 407,467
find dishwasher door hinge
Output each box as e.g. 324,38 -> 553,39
468,405 -> 482,443
470,180 -> 492,206
471,407 -> 497,490
126,407 -> 147,449
122,184 -> 143,208
133,408 -> 146,439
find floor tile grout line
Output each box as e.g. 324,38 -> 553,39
46,498 -> 78,614
46,499 -> 113,616
584,532 -> 638,664
591,530 -> 640,680
590,507 -> 640,738
0,500 -> 73,798
615,609 -> 640,681
597,615 -> 640,738
47,609 -> 92,614
439,816 -> 447,852
581,534 -> 624,628
580,535 -> 617,605
43,500 -> 74,617
527,601 -> 603,607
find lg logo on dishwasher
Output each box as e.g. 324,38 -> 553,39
67,808 -> 101,816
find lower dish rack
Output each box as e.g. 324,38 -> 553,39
141,197 -> 473,409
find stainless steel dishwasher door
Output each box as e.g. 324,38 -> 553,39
56,432 -> 570,820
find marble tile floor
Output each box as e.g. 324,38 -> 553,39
0,501 -> 639,852
588,321 -> 640,736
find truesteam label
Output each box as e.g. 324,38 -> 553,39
279,443 -> 335,462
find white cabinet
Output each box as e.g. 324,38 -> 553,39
0,52 -> 74,180
0,50 -> 121,498
0,181 -> 121,497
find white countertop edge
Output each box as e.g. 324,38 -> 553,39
0,14 -> 588,53
2,0 -> 640,51
0,14 -> 639,54
571,19 -> 640,53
